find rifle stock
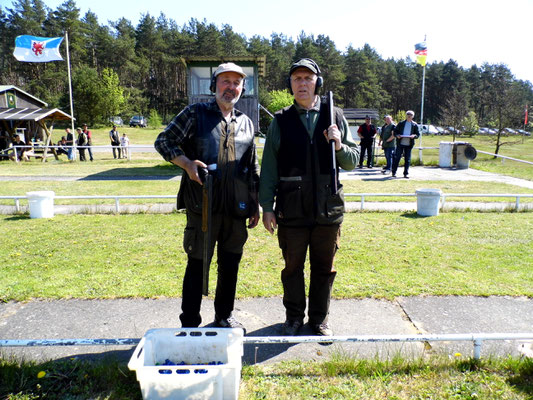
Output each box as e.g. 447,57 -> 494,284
327,91 -> 338,195
201,170 -> 212,296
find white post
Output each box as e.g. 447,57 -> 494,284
65,32 -> 76,160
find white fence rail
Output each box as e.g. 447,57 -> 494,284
2,193 -> 533,213
1,332 -> 532,360
344,192 -> 533,211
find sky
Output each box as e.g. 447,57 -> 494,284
4,0 -> 533,84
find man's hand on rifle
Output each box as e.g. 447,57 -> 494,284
173,155 -> 207,185
323,124 -> 342,151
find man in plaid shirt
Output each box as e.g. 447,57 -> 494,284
155,62 -> 259,333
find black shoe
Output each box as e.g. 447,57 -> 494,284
404,174 -> 409,179
311,322 -> 333,337
392,173 -> 396,177
281,319 -> 303,336
214,314 -> 246,334
357,165 -> 363,169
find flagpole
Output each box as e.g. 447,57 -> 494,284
419,63 -> 426,163
418,34 -> 427,164
65,31 -> 76,160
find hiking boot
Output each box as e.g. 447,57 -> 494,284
214,314 -> 246,334
281,319 -> 303,336
311,322 -> 333,337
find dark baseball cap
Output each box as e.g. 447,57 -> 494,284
289,58 -> 321,76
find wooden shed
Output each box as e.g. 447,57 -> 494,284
0,85 -> 73,160
184,56 -> 266,132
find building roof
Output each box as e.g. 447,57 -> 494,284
184,56 -> 267,77
0,85 -> 48,107
0,107 -> 72,121
343,108 -> 380,121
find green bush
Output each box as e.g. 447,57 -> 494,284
148,109 -> 162,129
267,90 -> 293,114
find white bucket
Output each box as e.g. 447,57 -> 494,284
26,191 -> 55,218
439,142 -> 454,167
416,188 -> 442,217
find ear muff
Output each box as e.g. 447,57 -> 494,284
210,74 -> 246,95
286,58 -> 323,95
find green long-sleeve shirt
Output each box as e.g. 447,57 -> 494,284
259,99 -> 360,213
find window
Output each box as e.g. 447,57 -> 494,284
190,66 -> 213,95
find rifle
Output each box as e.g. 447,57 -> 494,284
199,167 -> 212,296
327,91 -> 338,195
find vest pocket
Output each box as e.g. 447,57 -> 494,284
275,180 -> 311,220
183,226 -> 197,255
326,188 -> 345,218
318,180 -> 345,220
231,178 -> 256,218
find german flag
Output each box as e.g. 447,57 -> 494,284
414,42 -> 427,67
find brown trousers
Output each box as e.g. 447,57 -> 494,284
277,224 -> 340,325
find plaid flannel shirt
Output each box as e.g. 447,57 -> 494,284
155,100 -> 259,192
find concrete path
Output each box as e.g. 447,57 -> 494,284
1,297 -> 532,365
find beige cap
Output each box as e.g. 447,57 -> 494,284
213,62 -> 247,78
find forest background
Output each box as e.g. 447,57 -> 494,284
1,0 -> 532,135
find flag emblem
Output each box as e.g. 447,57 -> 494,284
31,41 -> 45,57
13,35 -> 64,62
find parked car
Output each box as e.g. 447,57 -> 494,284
516,129 -> 531,136
435,126 -> 447,135
503,128 -> 517,135
419,124 -> 439,135
445,126 -> 462,135
109,116 -> 123,126
478,127 -> 490,135
129,115 -> 147,128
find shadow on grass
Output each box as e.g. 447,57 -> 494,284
4,215 -> 28,221
80,165 -> 183,180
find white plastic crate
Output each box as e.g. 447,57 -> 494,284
128,328 -> 244,400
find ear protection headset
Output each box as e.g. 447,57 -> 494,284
286,58 -> 323,95
210,73 -> 246,95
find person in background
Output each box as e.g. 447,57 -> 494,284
392,110 -> 420,179
120,133 -> 130,158
109,125 -> 122,159
56,136 -> 69,156
64,128 -> 75,161
357,116 -> 377,168
9,134 -> 29,161
379,115 -> 396,174
82,124 -> 94,161
155,62 -> 259,333
259,58 -> 359,337
76,127 -> 87,161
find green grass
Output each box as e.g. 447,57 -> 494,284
240,356 -> 533,399
1,212 -> 531,302
1,354 -> 531,399
0,356 -> 141,400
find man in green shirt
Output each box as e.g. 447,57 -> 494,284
259,58 -> 359,337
